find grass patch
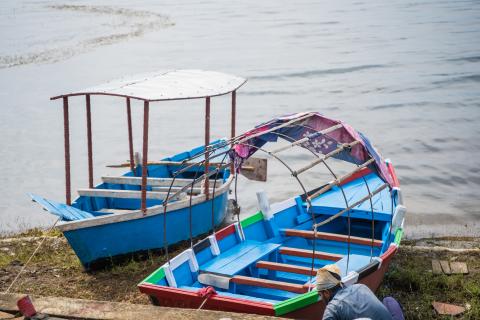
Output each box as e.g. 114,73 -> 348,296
1,229 -> 479,319
0,228 -> 193,304
378,247 -> 480,319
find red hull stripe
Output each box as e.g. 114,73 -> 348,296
380,244 -> 398,260
339,167 -> 372,186
215,224 -> 236,241
138,283 -> 275,315
387,162 -> 400,187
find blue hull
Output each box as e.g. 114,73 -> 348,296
31,139 -> 232,269
64,192 -> 229,268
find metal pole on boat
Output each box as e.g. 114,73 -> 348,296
204,97 -> 210,199
86,94 -> 93,188
63,96 -> 71,205
141,100 -> 149,214
126,98 -> 135,174
230,91 -> 236,173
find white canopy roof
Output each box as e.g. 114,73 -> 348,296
51,70 -> 247,102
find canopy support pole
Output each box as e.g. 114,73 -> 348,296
270,123 -> 343,155
307,158 -> 375,202
293,140 -> 361,176
230,91 -> 236,172
313,183 -> 389,229
63,97 -> 71,205
237,112 -> 314,144
141,101 -> 149,213
204,97 -> 211,199
86,95 -> 93,188
126,98 -> 135,174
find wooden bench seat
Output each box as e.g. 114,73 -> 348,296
232,275 -> 308,294
77,189 -> 182,200
101,176 -> 222,187
97,208 -> 134,214
256,261 -> 318,276
282,229 -> 383,247
279,246 -> 343,261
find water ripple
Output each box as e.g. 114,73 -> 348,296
432,74 -> 480,86
0,5 -> 174,69
250,65 -> 386,80
447,55 -> 480,63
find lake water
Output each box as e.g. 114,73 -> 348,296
0,0 -> 479,238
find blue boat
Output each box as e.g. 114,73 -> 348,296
138,112 -> 406,319
30,70 -> 247,269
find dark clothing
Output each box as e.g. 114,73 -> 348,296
382,297 -> 404,320
322,284 -> 392,320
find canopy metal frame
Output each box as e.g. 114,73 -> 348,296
154,115 -> 393,283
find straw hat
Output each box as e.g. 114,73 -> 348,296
316,264 -> 341,291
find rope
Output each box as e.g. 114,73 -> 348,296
197,297 -> 209,310
3,218 -> 60,294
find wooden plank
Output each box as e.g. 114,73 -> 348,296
77,189 -> 181,200
439,260 -> 451,275
450,262 -> 468,274
0,311 -> 16,319
57,175 -> 234,232
107,161 -> 229,169
0,293 -> 274,320
101,176 -> 221,187
240,157 -> 268,182
432,301 -> 466,316
256,261 -> 318,276
432,259 -> 443,275
282,229 -> 383,247
98,208 -> 133,214
232,275 -> 308,294
279,247 -> 342,261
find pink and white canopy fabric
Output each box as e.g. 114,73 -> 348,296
51,70 -> 247,101
232,112 -> 394,187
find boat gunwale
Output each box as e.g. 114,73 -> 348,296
57,174 -> 234,232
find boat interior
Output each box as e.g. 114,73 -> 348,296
30,139 -> 230,221
141,170 -> 402,304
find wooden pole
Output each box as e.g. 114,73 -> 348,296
231,90 -> 236,139
141,101 -> 149,213
307,158 -> 375,202
204,97 -> 210,199
86,94 -> 93,188
126,98 -> 135,174
230,91 -> 236,173
63,97 -> 71,205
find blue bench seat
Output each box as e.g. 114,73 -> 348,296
200,240 -> 280,276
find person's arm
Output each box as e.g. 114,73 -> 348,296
322,304 -> 339,320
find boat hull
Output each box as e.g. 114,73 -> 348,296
138,245 -> 397,319
63,190 -> 230,269
283,244 -> 397,319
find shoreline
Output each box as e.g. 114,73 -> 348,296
1,229 -> 479,319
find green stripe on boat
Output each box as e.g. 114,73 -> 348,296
394,228 -> 403,245
273,290 -> 320,316
240,211 -> 264,229
141,267 -> 165,284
